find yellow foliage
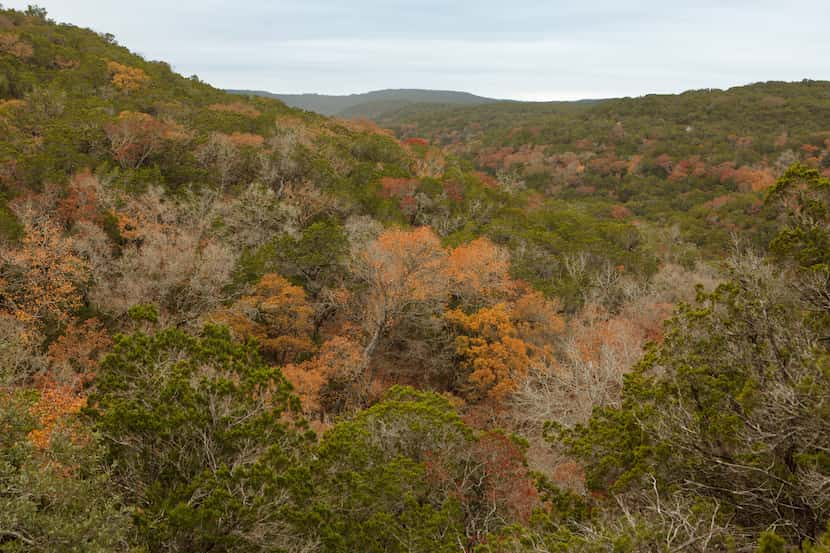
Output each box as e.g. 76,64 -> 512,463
107,61 -> 150,92
212,273 -> 315,363
446,303 -> 533,402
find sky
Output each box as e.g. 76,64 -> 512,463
5,0 -> 830,101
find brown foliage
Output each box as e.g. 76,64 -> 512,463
0,209 -> 87,326
0,32 -> 33,58
56,170 -> 101,228
47,318 -> 111,385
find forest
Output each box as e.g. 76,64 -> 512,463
1,5 -> 830,552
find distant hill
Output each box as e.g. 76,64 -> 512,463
227,88 -> 499,118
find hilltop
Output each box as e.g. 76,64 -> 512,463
229,87 -> 498,117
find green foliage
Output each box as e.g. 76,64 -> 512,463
559,252 -> 830,543
380,81 -> 830,257
755,532 -> 787,553
0,390 -> 139,552
298,387 -> 472,552
768,164 -> 830,271
273,218 -> 348,292
126,303 -> 158,323
296,386 -> 536,552
0,195 -> 22,243
87,325 -> 312,553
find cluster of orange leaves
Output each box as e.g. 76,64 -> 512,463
282,334 -> 364,417
107,60 -> 150,92
361,228 -> 562,403
0,209 -> 87,325
27,384 -> 87,449
224,131 -> 265,147
212,273 -> 315,363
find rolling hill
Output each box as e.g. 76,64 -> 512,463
228,88 -> 499,118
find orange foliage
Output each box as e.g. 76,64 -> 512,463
107,61 -> 150,92
610,204 -> 632,220
212,273 -> 314,363
403,137 -> 429,147
445,237 -> 513,305
363,226 -> 448,303
511,289 -> 564,351
47,318 -> 111,384
733,165 -> 775,192
0,212 -> 87,326
380,177 -> 418,200
27,384 -> 87,449
654,153 -> 673,173
668,156 -> 707,182
357,227 -> 448,364
283,335 -> 363,415
446,303 -> 533,402
226,131 -> 265,147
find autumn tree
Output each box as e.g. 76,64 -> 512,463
446,303 -> 533,403
445,237 -> 514,308
282,334 -> 364,418
211,273 -> 315,363
0,204 -> 87,327
351,227 -> 449,383
105,111 -> 187,169
107,60 -> 149,92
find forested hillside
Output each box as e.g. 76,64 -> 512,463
380,81 -> 830,254
1,6 -> 830,553
230,88 -> 497,118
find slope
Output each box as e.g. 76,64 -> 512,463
229,88 -> 498,117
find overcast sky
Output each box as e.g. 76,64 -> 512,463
5,0 -> 830,100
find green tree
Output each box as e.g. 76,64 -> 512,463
0,390 -> 139,552
298,386 -> 536,552
87,325 -> 313,553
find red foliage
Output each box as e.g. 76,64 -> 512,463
56,170 -> 100,228
403,137 -> 430,147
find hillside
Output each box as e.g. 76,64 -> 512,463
378,80 -> 830,252
2,6 -> 830,553
229,87 -> 498,117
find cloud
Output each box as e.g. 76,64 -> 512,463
4,0 -> 829,99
